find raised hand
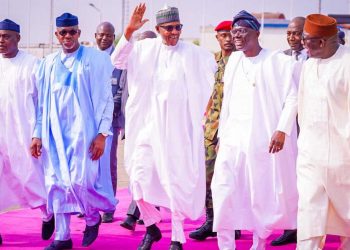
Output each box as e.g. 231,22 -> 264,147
125,3 -> 149,40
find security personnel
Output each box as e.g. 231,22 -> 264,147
189,20 -> 240,241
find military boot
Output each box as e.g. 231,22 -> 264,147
189,208 -> 216,241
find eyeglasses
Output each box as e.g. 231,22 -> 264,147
231,28 -> 249,36
159,24 -> 183,32
301,34 -> 323,43
58,29 -> 79,36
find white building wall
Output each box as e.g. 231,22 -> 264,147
259,27 -> 289,51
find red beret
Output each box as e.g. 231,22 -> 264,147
304,14 -> 338,38
215,21 -> 232,32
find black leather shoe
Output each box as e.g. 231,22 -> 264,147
42,216 -> 55,240
271,230 -> 297,246
137,219 -> 145,225
82,215 -> 102,247
0,234 -> 3,245
120,215 -> 137,231
189,208 -> 217,241
102,212 -> 114,223
235,230 -> 241,240
169,241 -> 183,250
137,225 -> 162,250
189,220 -> 216,241
44,239 -> 73,250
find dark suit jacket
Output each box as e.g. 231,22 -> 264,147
109,46 -> 125,129
283,49 -> 293,56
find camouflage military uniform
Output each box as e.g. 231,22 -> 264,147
203,51 -> 229,209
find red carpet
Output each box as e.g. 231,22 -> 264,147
0,188 -> 341,249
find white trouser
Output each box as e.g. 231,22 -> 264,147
251,232 -> 266,250
217,230 -> 267,250
339,237 -> 350,250
298,236 -> 350,250
217,229 -> 236,250
39,205 -> 53,222
54,212 -> 100,241
55,213 -> 71,241
135,199 -> 162,226
85,211 -> 101,226
171,211 -> 185,243
136,199 -> 186,243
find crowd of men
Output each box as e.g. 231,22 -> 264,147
0,2 -> 349,250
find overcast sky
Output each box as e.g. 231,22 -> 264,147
0,0 -> 349,46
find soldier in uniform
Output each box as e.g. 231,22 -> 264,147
189,20 -> 240,241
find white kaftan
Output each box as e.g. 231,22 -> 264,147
34,46 -> 116,215
212,49 -> 299,239
297,45 -> 350,241
0,51 -> 46,212
111,36 -> 216,219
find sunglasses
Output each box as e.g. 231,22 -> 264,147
159,24 -> 183,32
231,28 -> 249,36
58,29 -> 79,36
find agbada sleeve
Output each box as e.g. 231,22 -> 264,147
110,35 -> 134,70
276,61 -> 300,136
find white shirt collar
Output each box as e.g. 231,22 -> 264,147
97,45 -> 114,55
292,48 -> 307,62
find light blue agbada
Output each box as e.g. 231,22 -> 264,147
34,46 -> 117,215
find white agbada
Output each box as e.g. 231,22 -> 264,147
111,36 -> 216,219
0,50 -> 46,212
212,49 -> 299,238
297,45 -> 350,240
